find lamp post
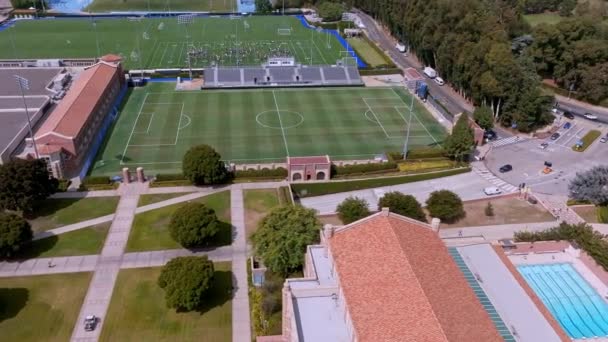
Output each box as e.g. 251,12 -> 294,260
402,93 -> 414,159
14,75 -> 39,159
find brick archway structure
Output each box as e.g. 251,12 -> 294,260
287,156 -> 331,182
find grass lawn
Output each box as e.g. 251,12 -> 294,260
27,197 -> 119,232
100,262 -> 232,342
346,37 -> 388,67
244,189 -> 280,238
524,13 -> 565,26
14,223 -> 111,259
0,16 -> 347,69
0,273 -> 92,342
138,192 -> 194,207
438,197 -> 554,228
92,84 -> 445,176
126,191 -> 231,252
86,0 -> 235,12
572,205 -> 599,223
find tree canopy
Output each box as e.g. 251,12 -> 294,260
158,256 -> 215,311
317,2 -> 344,22
0,213 -> 32,258
252,205 -> 320,276
0,159 -> 57,213
444,114 -> 474,161
425,190 -> 465,223
182,145 -> 228,185
255,0 -> 273,13
336,196 -> 371,224
569,166 -> 608,206
473,106 -> 494,130
377,192 -> 426,222
169,202 -> 220,248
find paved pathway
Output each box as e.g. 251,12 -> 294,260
70,183 -> 144,342
533,193 -> 585,224
230,186 -> 252,342
51,190 -> 119,199
439,221 -> 558,241
471,161 -> 519,194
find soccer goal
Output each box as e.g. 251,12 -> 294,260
277,28 -> 292,36
339,56 -> 358,67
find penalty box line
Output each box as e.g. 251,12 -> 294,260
390,88 -> 441,146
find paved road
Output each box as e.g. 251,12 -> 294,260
300,172 -> 497,214
555,95 -> 608,124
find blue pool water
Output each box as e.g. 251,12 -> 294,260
518,263 -> 608,339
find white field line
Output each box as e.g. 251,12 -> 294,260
145,87 -> 400,95
272,90 -> 290,156
391,88 -> 440,145
394,106 -> 412,125
121,92 -> 149,165
176,42 -> 185,67
144,39 -> 158,68
361,97 -> 391,139
175,103 -> 185,145
145,112 -> 155,134
311,39 -> 328,64
159,42 -> 169,66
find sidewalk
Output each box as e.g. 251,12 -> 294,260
439,221 -> 557,241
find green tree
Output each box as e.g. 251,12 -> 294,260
336,196 -> 371,224
157,256 -> 215,311
182,145 -> 228,186
0,159 -> 57,213
255,0 -> 273,13
473,106 -> 494,130
169,202 -> 220,248
317,2 -> 344,22
443,114 -> 474,161
0,213 -> 32,258
377,192 -> 426,222
252,205 -> 320,276
559,0 -> 576,16
569,166 -> 608,206
425,190 -> 465,223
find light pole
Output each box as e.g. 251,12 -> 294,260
402,94 -> 414,159
91,15 -> 101,59
14,75 -> 39,159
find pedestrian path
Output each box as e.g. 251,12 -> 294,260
491,136 -> 529,148
472,162 -> 519,193
533,193 -> 585,225
230,187 -> 252,342
70,183 -> 143,342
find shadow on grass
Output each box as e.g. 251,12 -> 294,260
24,198 -> 82,220
10,236 -> 59,260
0,288 -> 29,322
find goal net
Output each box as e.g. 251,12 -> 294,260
339,56 -> 358,67
277,28 -> 292,36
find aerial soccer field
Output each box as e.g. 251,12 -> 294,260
90,83 -> 446,176
0,15 -> 355,69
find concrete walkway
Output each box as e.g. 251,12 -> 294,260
51,190 -> 119,199
533,193 -> 585,224
439,221 -> 558,241
230,187 -> 252,342
70,183 -> 143,342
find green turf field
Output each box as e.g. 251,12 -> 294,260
0,16 -> 348,69
90,84 -> 446,176
86,0 -> 235,12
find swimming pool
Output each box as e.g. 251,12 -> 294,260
518,263 -> 608,339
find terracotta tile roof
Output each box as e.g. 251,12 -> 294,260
329,212 -> 503,342
287,155 -> 330,165
35,62 -> 118,140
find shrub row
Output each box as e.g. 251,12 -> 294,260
82,176 -> 111,185
514,223 -> 608,271
572,130 -> 601,152
598,206 -> 608,224
155,173 -> 187,181
359,68 -> 403,76
566,199 -> 592,206
292,167 -> 471,198
235,167 -> 287,179
397,159 -> 454,172
407,147 -> 446,159
333,162 -> 397,176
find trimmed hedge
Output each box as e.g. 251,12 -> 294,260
235,167 -> 287,178
292,167 -> 471,197
155,173 -> 187,181
397,159 -> 454,172
333,162 -> 397,176
598,206 -> 608,224
572,130 -> 601,152
82,176 -> 110,185
407,147 -> 446,159
359,68 -> 403,76
149,180 -> 193,188
566,199 -> 592,206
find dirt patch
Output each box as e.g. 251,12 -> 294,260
437,197 -> 554,228
317,214 -> 344,226
244,189 -> 280,240
572,205 -> 599,223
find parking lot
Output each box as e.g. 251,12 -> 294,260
486,117 -> 608,196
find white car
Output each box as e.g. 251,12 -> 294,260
584,113 -> 598,120
434,77 -> 445,86
483,187 -> 502,196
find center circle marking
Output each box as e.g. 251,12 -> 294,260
256,110 -> 304,129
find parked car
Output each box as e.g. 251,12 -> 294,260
434,77 -> 445,86
563,111 -> 575,120
601,136 -> 608,143
550,133 -> 560,140
563,122 -> 572,129
484,130 -> 497,141
499,164 -> 513,173
584,113 -> 598,120
484,187 -> 502,196
84,315 -> 97,331
539,142 -> 549,149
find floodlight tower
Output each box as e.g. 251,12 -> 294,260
14,75 -> 39,159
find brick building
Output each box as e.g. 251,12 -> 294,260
21,58 -> 124,178
287,155 -> 331,182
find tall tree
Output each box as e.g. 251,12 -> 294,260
255,0 -> 273,13
182,145 -> 228,185
569,166 -> 608,206
377,192 -> 426,222
444,114 -> 475,161
169,202 -> 220,248
473,106 -> 494,129
252,205 -> 320,276
0,159 -> 57,213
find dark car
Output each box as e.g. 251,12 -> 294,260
499,164 -> 513,173
563,122 -> 572,129
550,133 -> 560,140
84,315 -> 97,332
563,111 -> 575,120
484,130 -> 497,141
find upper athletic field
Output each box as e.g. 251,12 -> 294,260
0,15 -> 354,69
91,83 -> 446,176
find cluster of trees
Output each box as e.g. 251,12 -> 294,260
528,18 -> 608,104
522,0 -> 576,16
351,0 -> 553,132
568,166 -> 608,206
337,190 -> 465,224
317,2 -> 345,21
